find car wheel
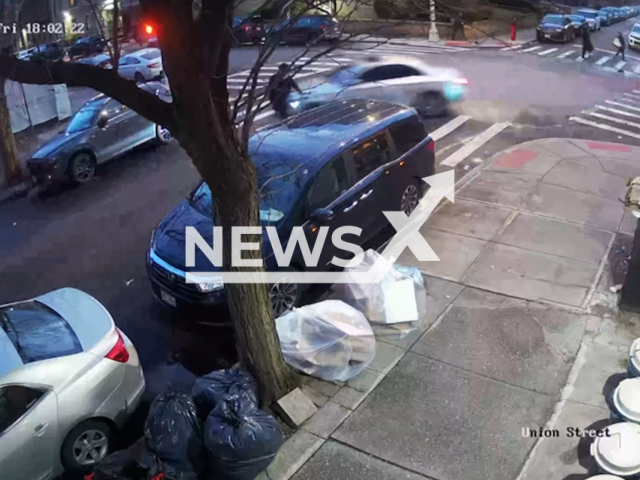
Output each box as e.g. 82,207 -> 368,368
415,91 -> 447,117
155,124 -> 172,144
68,151 -> 96,184
134,71 -> 145,83
269,270 -> 303,318
60,419 -> 113,473
400,183 -> 421,216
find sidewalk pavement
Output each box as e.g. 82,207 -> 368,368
445,27 -> 538,48
260,138 -> 640,480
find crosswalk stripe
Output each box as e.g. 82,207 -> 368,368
538,48 -> 558,56
624,92 -> 640,100
558,50 -> 576,58
429,115 -> 471,141
615,96 -> 640,106
440,122 -> 511,167
605,100 -> 640,112
501,45 -> 522,51
582,110 -> 640,129
522,46 -> 541,53
633,90 -> 640,95
634,65 -> 640,74
576,56 -> 585,62
228,78 -> 266,84
615,61 -> 627,69
596,56 -> 611,65
570,116 -> 640,139
596,104 -> 640,119
325,56 -> 355,62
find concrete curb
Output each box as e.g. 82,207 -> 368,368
0,181 -> 31,206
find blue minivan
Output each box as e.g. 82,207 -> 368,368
147,99 -> 435,317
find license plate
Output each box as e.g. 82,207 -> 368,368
160,290 -> 177,307
545,34 -> 551,38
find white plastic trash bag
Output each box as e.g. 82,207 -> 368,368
332,249 -> 428,338
275,300 -> 375,382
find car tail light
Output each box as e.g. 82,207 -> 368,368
320,24 -> 326,31
147,62 -> 160,68
453,78 -> 469,85
243,25 -> 252,31
105,330 -> 129,363
427,140 -> 435,153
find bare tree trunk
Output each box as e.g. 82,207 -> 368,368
111,0 -> 120,72
0,78 -> 22,186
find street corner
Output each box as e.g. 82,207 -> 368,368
570,138 -> 640,161
487,141 -> 564,177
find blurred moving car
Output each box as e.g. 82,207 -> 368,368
147,99 -> 435,317
31,42 -> 65,62
15,47 -> 37,61
0,288 -> 145,479
118,48 -> 163,82
577,9 -> 602,31
27,82 -> 172,186
78,53 -> 112,69
536,14 -> 579,42
271,15 -> 340,44
146,36 -> 159,48
567,15 -> 587,35
69,35 -> 106,57
232,15 -> 265,44
630,23 -> 640,50
288,56 -> 467,117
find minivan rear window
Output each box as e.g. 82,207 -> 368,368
388,116 -> 427,156
0,302 -> 82,364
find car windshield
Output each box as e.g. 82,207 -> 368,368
634,25 -> 640,34
141,50 -> 161,60
191,153 -> 306,224
542,15 -> 564,24
578,10 -> 596,18
326,65 -> 363,85
65,107 -> 99,133
0,301 -> 82,364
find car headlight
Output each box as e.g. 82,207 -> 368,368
149,228 -> 156,250
197,282 -> 224,293
290,100 -> 301,110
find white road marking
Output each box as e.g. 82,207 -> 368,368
227,78 -> 266,84
596,56 -> 611,65
558,50 -> 576,58
605,100 -> 640,112
254,110 -> 275,121
596,104 -> 640,119
633,90 -> 640,95
570,116 -> 640,139
576,56 -> 585,62
538,48 -> 558,56
615,61 -> 627,69
429,115 -> 471,141
522,46 -> 541,53
501,45 -> 522,51
582,110 -> 640,129
615,96 -> 640,106
624,92 -> 640,100
634,65 -> 640,74
440,122 -> 511,167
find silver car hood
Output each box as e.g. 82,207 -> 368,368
31,130 -> 89,159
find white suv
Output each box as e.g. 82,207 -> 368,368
630,23 -> 640,50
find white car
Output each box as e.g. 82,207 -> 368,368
577,9 -> 601,31
117,47 -> 164,82
0,288 -> 145,479
630,23 -> 640,50
288,56 -> 468,117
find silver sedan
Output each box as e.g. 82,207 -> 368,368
0,288 -> 145,479
27,81 -> 172,186
288,56 -> 468,117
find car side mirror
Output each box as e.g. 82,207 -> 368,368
96,116 -> 108,129
309,208 -> 334,222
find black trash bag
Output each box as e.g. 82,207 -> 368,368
144,390 -> 205,479
204,395 -> 283,480
192,367 -> 258,420
92,438 -> 149,480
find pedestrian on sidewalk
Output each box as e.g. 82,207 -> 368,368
267,63 -> 302,119
510,16 -> 517,42
613,32 -> 626,62
581,23 -> 594,59
451,13 -> 465,40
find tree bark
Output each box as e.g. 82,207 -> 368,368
0,77 -> 22,186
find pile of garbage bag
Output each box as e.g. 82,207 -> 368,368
332,249 -> 428,339
276,299 -> 375,381
89,367 -> 282,480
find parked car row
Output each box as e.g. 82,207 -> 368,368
232,14 -> 340,45
536,6 -> 639,43
15,35 -> 108,62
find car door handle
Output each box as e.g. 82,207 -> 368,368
343,200 -> 358,213
34,423 -> 49,437
360,189 -> 373,200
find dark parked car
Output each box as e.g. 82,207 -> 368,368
69,35 -> 106,57
147,99 -> 435,317
232,16 -> 265,44
31,42 -> 65,61
78,53 -> 112,68
566,15 -> 587,36
536,14 -> 579,43
271,15 -> 340,44
596,9 -> 612,27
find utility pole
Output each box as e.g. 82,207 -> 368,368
428,0 -> 439,42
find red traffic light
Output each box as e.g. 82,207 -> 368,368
144,24 -> 153,35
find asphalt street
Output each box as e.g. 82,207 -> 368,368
3,29 -> 640,459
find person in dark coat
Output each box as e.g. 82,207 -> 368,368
614,32 -> 626,61
267,63 -> 302,119
581,23 -> 594,59
451,14 -> 465,40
